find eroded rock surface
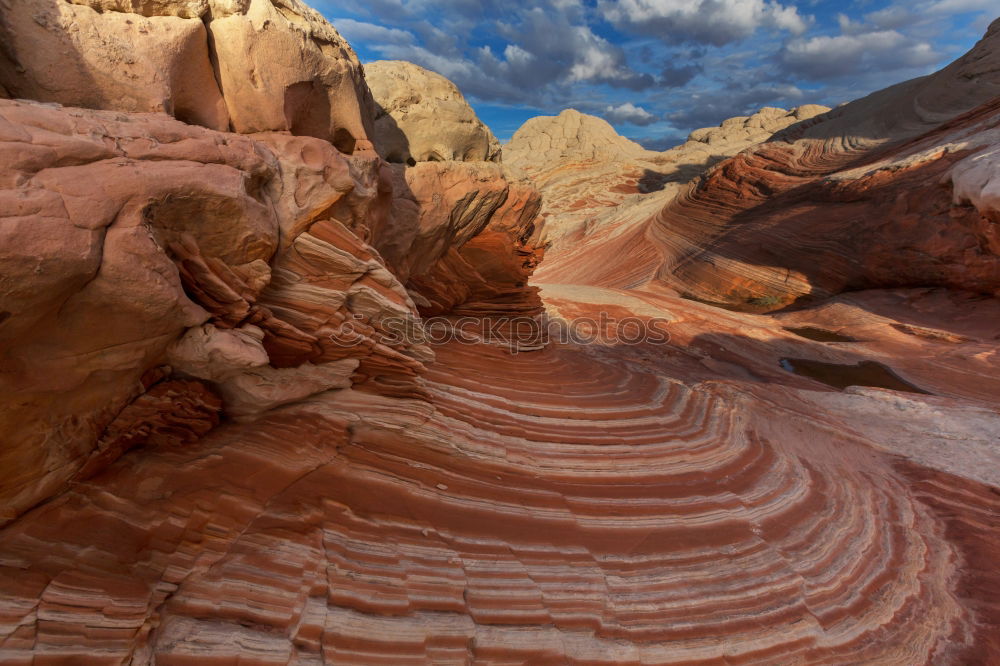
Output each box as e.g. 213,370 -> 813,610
366,60 -> 502,164
536,20 -> 1000,311
0,0 -> 376,150
508,105 -> 830,249
0,96 -> 535,523
2,283 -> 999,662
0,100 -> 272,522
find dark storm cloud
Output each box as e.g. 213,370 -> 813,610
659,63 -> 702,87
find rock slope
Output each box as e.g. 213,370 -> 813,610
536,20 -> 1000,311
508,105 -> 829,250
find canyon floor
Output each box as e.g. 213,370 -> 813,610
2,280 -> 999,664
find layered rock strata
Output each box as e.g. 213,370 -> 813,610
2,283 -> 999,662
536,21 -> 1000,311
506,106 -> 830,249
0,98 -> 423,523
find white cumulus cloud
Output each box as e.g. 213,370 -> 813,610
333,18 -> 415,46
600,0 -> 810,46
780,29 -> 941,79
604,102 -> 658,126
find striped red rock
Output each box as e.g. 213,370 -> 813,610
537,20 -> 1000,311
1,288 -> 997,661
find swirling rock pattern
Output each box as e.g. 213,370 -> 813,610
0,93 -> 536,525
537,20 -> 1000,308
643,98 -> 1000,311
1,301 -> 995,662
506,106 -> 829,250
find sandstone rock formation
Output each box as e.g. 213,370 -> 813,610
641,100 -> 1000,310
0,98 -> 426,523
0,83 -> 545,521
2,279 -> 999,662
507,105 -> 829,249
0,0 -> 375,151
382,161 -> 542,319
536,20 -> 1000,310
1,2 -> 1000,664
0,0 -> 546,521
366,60 -> 502,163
666,104 -> 832,165
506,108 -> 655,169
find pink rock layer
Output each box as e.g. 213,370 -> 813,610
1,297 -> 998,663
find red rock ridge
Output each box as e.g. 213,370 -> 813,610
536,19 -> 1000,312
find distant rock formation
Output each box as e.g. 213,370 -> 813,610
366,60 -> 502,163
508,105 -> 829,251
666,104 -> 832,165
626,19 -> 1000,311
505,108 -> 654,168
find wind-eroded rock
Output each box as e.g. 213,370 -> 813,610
508,105 -> 829,250
646,102 -> 1000,310
667,104 -> 832,165
0,83 -> 542,524
536,19 -> 1000,310
0,0 -> 229,129
371,161 -> 544,332
0,98 -> 431,524
2,283 -> 999,663
0,99 -> 269,523
209,0 -> 375,151
0,0 -> 376,150
505,108 -> 655,169
366,60 -> 502,164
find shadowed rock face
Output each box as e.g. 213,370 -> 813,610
2,3 -> 1000,665
644,95 -> 1000,311
0,99 -> 423,522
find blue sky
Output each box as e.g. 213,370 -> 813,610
314,0 -> 997,148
